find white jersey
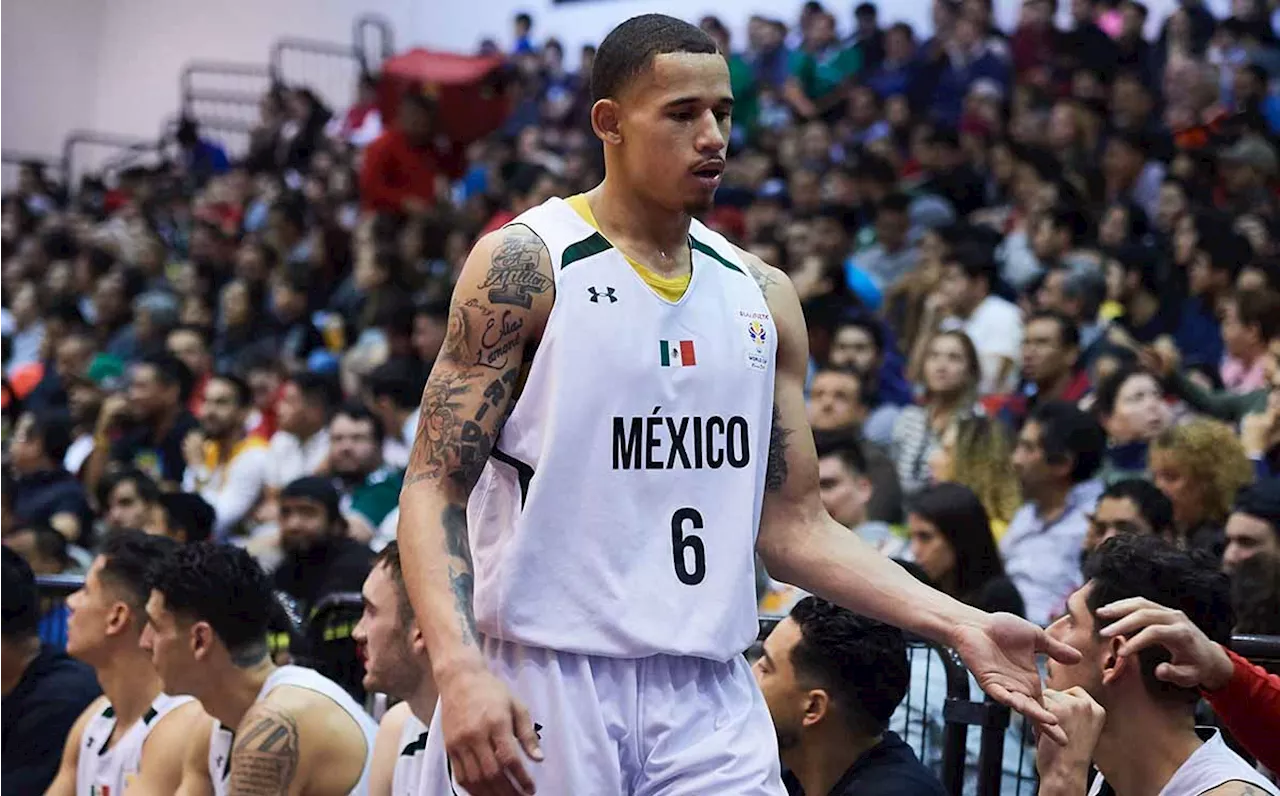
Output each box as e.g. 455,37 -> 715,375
76,693 -> 193,796
1088,729 -> 1278,796
469,197 -> 777,660
207,665 -> 378,796
390,711 -> 430,795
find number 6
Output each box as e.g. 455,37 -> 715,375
671,507 -> 706,585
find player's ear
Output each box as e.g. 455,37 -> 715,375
1100,634 -> 1129,686
801,688 -> 830,728
106,600 -> 131,637
409,624 -> 427,656
190,620 -> 214,661
591,99 -> 624,146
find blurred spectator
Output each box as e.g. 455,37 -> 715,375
265,372 -> 340,492
893,330 -> 981,495
328,403 -> 403,541
994,310 -> 1089,431
4,524 -> 76,576
817,432 -> 901,556
809,366 -> 871,432
361,93 -> 453,214
96,467 -> 163,536
1221,478 -> 1280,574
412,298 -> 449,365
182,374 -> 269,539
1,547 -> 100,795
1092,364 -> 1172,483
1083,477 -> 1175,556
273,476 -> 375,614
785,12 -> 863,121
9,410 -> 92,546
1218,289 -> 1280,394
166,325 -> 214,415
4,282 -> 45,374
852,192 -> 918,292
1004,400 -> 1106,625
754,597 -> 946,796
937,244 -> 1022,394
1150,419 -> 1253,557
826,315 -> 905,447
175,117 -> 230,187
330,73 -> 384,148
1034,267 -> 1106,363
512,12 -> 535,54
151,491 -> 215,545
364,359 -> 425,471
926,414 -> 1021,538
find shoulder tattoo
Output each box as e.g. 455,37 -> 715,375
478,227 -> 553,309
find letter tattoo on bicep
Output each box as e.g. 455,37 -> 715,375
765,404 -> 791,493
228,707 -> 299,795
478,228 -> 553,308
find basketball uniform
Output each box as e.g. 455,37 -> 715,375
421,196 -> 785,794
391,711 -> 430,795
75,693 -> 193,796
207,665 -> 379,796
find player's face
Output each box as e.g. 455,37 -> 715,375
65,556 -> 114,662
352,563 -> 423,698
608,52 -> 733,214
1044,584 -> 1107,698
139,591 -> 196,696
752,617 -> 809,752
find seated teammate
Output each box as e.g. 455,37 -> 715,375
141,542 -> 378,795
351,541 -> 438,796
45,531 -> 205,796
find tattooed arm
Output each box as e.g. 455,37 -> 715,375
227,705 -> 301,795
397,224 -> 552,794
739,247 -> 1081,742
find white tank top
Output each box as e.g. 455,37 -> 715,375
390,711 -> 430,795
207,665 -> 378,796
1087,729 -> 1278,796
75,693 -> 193,796
469,198 -> 777,660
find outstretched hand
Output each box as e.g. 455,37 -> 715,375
952,612 -> 1082,745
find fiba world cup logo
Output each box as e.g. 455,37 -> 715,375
748,320 -> 767,348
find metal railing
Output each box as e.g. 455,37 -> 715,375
269,37 -> 363,123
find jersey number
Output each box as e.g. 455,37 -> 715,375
671,508 -> 706,585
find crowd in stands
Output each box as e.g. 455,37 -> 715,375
3,0 -> 1280,792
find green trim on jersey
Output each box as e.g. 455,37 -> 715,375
690,237 -> 744,274
561,232 -> 612,269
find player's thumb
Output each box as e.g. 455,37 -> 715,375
513,702 -> 544,761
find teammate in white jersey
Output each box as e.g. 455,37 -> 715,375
398,13 -> 1081,794
139,542 -> 377,795
45,531 -> 204,796
352,541 -> 438,796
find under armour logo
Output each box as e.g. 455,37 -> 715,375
588,286 -> 617,303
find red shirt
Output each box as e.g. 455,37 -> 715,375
359,129 -> 441,213
1202,647 -> 1280,772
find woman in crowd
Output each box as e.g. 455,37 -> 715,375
1092,364 -> 1173,483
891,330 -> 981,496
926,414 -> 1021,540
1150,419 -> 1254,556
906,482 -> 1024,616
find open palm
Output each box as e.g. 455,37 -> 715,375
952,612 -> 1081,745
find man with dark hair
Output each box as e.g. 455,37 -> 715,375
1,547 -> 100,794
272,476 -> 375,613
266,371 -> 340,492
1035,266 -> 1106,362
855,192 -> 918,291
996,310 -> 1089,430
412,297 -> 450,364
153,491 -> 216,544
1084,477 -> 1175,555
1031,204 -> 1095,273
9,409 -> 93,546
364,358 -> 426,470
87,353 -> 199,493
754,597 -> 946,795
1222,478 -> 1280,575
1004,401 -> 1106,624
272,262 -> 326,371
827,315 -> 909,445
816,432 -> 901,556
45,532 -> 204,796
402,12 -> 1078,794
808,366 -> 870,432
183,373 -> 269,539
331,403 -> 403,540
98,467 -> 163,535
144,543 -> 377,794
354,541 -> 438,795
1108,244 -> 1178,344
360,88 -> 459,213
166,324 -> 214,415
938,242 -> 1023,394
4,523 -> 75,576
1040,535 -> 1277,795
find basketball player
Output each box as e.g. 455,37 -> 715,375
398,14 -> 1081,794
352,541 -> 438,796
44,531 -> 205,796
140,542 -> 378,795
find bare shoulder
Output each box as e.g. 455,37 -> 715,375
732,246 -> 791,301
731,244 -> 808,369
377,700 -> 413,736
145,700 -> 208,750
464,223 -> 555,311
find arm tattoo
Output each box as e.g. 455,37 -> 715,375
443,503 -> 480,645
229,707 -> 299,795
765,404 -> 791,493
745,261 -> 780,297
403,371 -> 471,488
478,227 -> 553,308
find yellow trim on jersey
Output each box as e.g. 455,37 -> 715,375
565,194 -> 691,302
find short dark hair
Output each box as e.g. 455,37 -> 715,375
514,11 -> 532,27
1233,289 -> 1280,343
96,467 -> 162,516
373,540 -> 415,630
1233,478 -> 1280,532
208,372 -> 251,408
168,323 -> 211,351
158,492 -> 216,544
591,14 -> 719,103
138,352 -> 195,405
1029,400 -> 1105,483
876,192 -> 911,217
788,597 -> 909,736
1100,478 -> 1174,537
366,359 -> 426,411
945,242 -> 998,291
1025,309 -> 1081,350
24,409 -> 74,465
2,547 -> 39,640
908,483 -> 1008,604
290,372 -> 342,417
13,525 -> 71,571
332,401 -> 385,446
833,314 -> 885,359
1045,203 -> 1091,246
1111,243 -> 1162,296
1092,364 -> 1159,420
1083,534 -> 1233,706
148,543 -> 272,665
99,531 -> 178,623
813,429 -> 869,476
415,297 -> 451,321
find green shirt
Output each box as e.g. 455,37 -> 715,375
788,44 -> 862,101
349,466 -> 404,527
727,53 -> 760,139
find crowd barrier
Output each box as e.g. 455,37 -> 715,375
32,576 -> 1280,796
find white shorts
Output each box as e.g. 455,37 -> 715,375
422,636 -> 785,795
